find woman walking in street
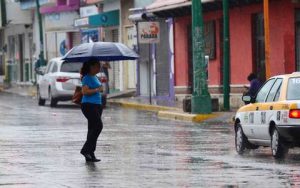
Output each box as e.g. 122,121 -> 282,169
80,60 -> 103,162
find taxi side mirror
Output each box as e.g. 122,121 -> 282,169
242,95 -> 255,104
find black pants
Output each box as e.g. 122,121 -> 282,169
81,103 -> 103,155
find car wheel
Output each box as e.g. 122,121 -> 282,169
235,125 -> 248,155
271,128 -> 288,159
49,89 -> 58,108
37,87 -> 46,106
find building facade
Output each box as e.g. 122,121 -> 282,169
4,0 -> 34,84
75,0 -> 122,92
132,0 -> 176,101
147,0 -> 300,108
40,0 -> 81,60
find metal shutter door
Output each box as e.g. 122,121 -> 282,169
156,22 -> 170,96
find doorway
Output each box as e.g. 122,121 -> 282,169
296,10 -> 300,71
124,26 -> 137,89
105,28 -> 120,91
18,34 -> 25,82
252,13 -> 266,81
219,19 -> 224,92
187,25 -> 193,94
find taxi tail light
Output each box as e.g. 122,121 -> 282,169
56,77 -> 70,82
289,109 -> 300,119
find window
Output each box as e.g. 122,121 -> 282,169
51,63 -> 58,73
45,61 -> 53,74
266,78 -> 283,102
60,62 -> 83,73
256,79 -> 275,103
274,88 -> 281,102
287,77 -> 300,100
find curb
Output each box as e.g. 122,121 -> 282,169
108,100 -> 179,112
108,100 -> 223,123
158,111 -> 219,123
3,89 -> 37,97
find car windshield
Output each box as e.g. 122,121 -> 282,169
287,77 -> 300,100
60,62 -> 83,73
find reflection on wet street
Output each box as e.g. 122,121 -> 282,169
1,93 -> 300,187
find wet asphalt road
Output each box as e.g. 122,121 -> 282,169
1,94 -> 300,187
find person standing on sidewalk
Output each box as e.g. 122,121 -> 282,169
245,73 -> 262,97
80,60 -> 103,162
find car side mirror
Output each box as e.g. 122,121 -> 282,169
242,95 -> 255,104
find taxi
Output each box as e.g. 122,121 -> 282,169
235,72 -> 300,159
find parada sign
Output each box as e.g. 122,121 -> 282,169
138,22 -> 160,44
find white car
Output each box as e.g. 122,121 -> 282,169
37,58 -> 82,107
234,72 -> 300,158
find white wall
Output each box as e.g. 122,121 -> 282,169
103,0 -> 120,12
134,0 -> 154,8
6,1 -> 32,25
45,32 -> 67,60
44,11 -> 79,32
4,24 -> 33,82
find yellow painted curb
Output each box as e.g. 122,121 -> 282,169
158,111 -> 195,122
108,100 -> 223,123
193,114 -> 219,123
30,90 -> 37,97
158,111 -> 220,123
108,100 -> 178,112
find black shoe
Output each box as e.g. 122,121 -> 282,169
81,151 -> 93,162
91,153 -> 101,162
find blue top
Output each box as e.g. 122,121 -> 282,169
249,78 -> 263,97
81,75 -> 102,105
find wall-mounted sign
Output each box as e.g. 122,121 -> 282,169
81,29 -> 99,43
60,40 -> 67,56
80,5 -> 98,18
89,10 -> 119,27
138,22 -> 160,44
74,17 -> 89,27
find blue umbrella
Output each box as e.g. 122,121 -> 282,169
62,42 -> 139,62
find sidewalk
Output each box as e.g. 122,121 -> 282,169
108,97 -> 235,124
1,85 -> 235,124
2,84 -> 36,97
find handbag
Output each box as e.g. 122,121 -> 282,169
72,86 -> 83,105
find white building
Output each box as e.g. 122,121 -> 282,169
3,0 -> 34,84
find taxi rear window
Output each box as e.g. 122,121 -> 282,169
60,62 -> 83,73
287,77 -> 300,100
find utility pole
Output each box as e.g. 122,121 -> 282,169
264,0 -> 271,79
191,0 -> 212,114
0,0 -> 7,27
35,0 -> 46,66
223,0 -> 230,111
